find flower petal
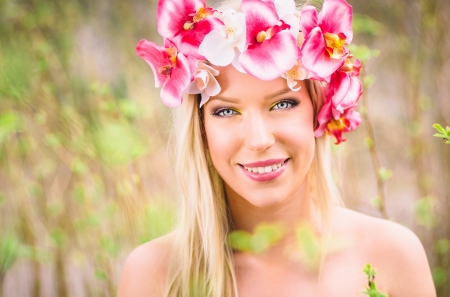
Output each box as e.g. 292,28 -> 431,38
301,27 -> 346,78
176,17 -> 224,59
300,5 -> 318,37
318,0 -> 353,44
281,13 -> 300,39
314,98 -> 332,137
334,75 -> 362,114
274,0 -> 296,19
200,30 -> 236,66
160,53 -> 191,107
136,39 -> 168,88
239,30 -> 297,80
241,0 -> 279,46
157,0 -> 205,38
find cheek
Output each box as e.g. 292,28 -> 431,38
204,119 -> 238,171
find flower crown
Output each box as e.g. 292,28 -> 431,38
136,0 -> 362,144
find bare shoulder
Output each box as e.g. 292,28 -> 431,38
333,207 -> 436,297
117,232 -> 176,297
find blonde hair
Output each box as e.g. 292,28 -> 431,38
165,79 -> 342,297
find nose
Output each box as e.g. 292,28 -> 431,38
243,111 -> 275,152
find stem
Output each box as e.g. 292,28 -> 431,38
360,68 -> 389,219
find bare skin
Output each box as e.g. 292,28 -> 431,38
118,66 -> 436,297
118,207 -> 436,297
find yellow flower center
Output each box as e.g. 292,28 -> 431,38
158,48 -> 178,76
324,33 -> 346,59
327,117 -> 347,133
184,7 -> 212,30
256,31 -> 267,43
340,57 -> 354,72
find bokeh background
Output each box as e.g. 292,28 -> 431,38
0,0 -> 449,296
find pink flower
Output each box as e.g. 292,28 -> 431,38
184,62 -> 221,107
136,39 -> 191,107
238,0 -> 298,81
314,98 -> 361,144
314,55 -> 362,144
157,0 -> 223,59
300,0 -> 353,78
325,59 -> 362,119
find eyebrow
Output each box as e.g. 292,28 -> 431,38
210,87 -> 293,103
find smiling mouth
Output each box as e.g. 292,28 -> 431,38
239,158 -> 289,174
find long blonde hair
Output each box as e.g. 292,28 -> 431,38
165,79 -> 342,297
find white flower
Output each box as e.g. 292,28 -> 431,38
274,0 -> 300,38
184,62 -> 221,107
281,60 -> 314,91
199,9 -> 246,67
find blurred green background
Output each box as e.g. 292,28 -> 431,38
0,0 -> 449,296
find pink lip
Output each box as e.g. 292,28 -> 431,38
239,159 -> 289,182
240,158 -> 288,168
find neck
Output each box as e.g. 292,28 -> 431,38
225,180 -> 323,260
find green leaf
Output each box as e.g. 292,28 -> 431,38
227,223 -> 285,253
432,123 -> 446,134
433,133 -> 445,138
0,111 -> 23,144
227,230 -> 253,252
432,267 -> 447,287
363,75 -> 376,89
414,196 -> 436,228
434,239 -> 450,254
370,196 -> 383,210
364,137 -> 374,149
378,168 -> 392,182
250,223 -> 285,253
0,233 -> 21,273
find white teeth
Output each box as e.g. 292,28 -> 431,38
244,161 -> 285,174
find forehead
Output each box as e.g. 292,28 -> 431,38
213,65 -> 306,101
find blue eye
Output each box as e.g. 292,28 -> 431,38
271,99 -> 299,110
212,108 -> 238,117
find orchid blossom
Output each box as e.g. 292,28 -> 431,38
238,0 -> 298,81
199,9 -> 247,67
300,0 -> 353,79
136,39 -> 191,107
157,0 -> 223,59
314,98 -> 361,144
326,56 -> 362,119
184,62 -> 221,107
282,59 -> 314,91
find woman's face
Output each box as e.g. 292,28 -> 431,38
203,65 -> 316,208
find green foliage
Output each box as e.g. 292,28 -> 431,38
92,122 -> 146,165
0,111 -> 23,145
0,233 -> 21,273
353,13 -> 386,36
414,196 -> 437,228
347,44 -> 380,64
227,223 -> 285,253
433,124 -> 450,144
432,267 -> 447,287
370,196 -> 383,210
434,239 -> 450,255
295,223 -> 321,269
138,200 -> 177,244
361,264 -> 389,297
378,168 -> 393,182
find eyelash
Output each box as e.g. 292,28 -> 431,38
211,99 -> 299,118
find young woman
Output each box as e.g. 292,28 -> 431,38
118,0 -> 436,296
